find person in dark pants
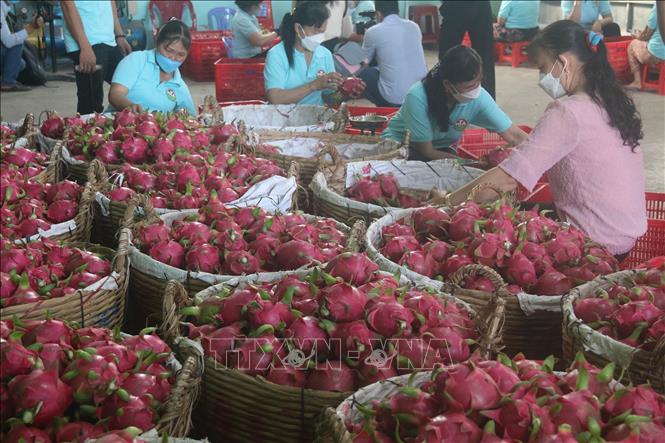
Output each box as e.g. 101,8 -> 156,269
438,1 -> 496,99
61,1 -> 131,114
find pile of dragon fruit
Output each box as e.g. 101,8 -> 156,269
133,205 -> 349,274
345,353 -> 665,443
1,180 -> 82,239
573,262 -> 665,350
40,109 -> 240,165
347,174 -> 421,209
0,319 -> 174,442
1,238 -> 112,307
379,202 -> 619,295
1,145 -> 49,182
181,253 -> 479,391
104,152 -> 284,210
0,124 -> 16,144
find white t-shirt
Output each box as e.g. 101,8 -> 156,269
362,14 -> 428,105
324,0 -> 353,41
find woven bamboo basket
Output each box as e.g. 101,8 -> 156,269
160,259 -> 505,443
31,139 -> 63,184
366,208 -> 567,359
155,354 -> 202,438
43,178 -> 97,244
126,193 -> 354,324
562,271 -> 665,393
0,228 -> 131,328
310,157 -> 483,225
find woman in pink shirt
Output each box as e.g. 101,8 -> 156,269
444,20 -> 647,259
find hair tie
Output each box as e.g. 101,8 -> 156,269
586,31 -> 603,52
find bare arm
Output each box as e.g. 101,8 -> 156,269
497,17 -> 507,26
448,167 -> 518,206
247,31 -> 278,47
61,1 -> 98,73
267,72 -> 343,104
638,28 -> 655,42
108,83 -> 142,112
566,1 -> 583,23
658,0 -> 665,39
411,141 -> 459,161
499,124 -> 529,147
111,0 -> 131,55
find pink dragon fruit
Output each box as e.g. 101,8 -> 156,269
275,240 -> 323,270
412,206 -> 450,239
8,369 -> 73,426
148,240 -> 185,268
305,361 -> 356,392
366,301 -> 414,338
319,282 -> 368,322
424,414 -> 482,443
324,252 -> 378,285
399,250 -> 437,277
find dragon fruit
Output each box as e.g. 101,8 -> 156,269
319,282 -> 368,322
413,206 -> 450,239
305,361 -> 356,392
8,369 -> 73,426
325,252 -> 378,285
381,235 -> 421,262
424,413 -> 483,443
366,301 -> 414,338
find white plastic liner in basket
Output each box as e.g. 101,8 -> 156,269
12,219 -> 78,243
365,208 -> 563,316
129,211 -> 351,286
310,160 -> 484,220
256,137 -> 403,160
562,270 -> 645,369
96,174 -> 298,217
220,104 -> 337,132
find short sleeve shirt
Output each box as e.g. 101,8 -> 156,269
264,42 -> 336,105
498,1 -> 540,29
561,1 -> 612,30
111,50 -> 196,115
382,82 -> 513,150
647,4 -> 665,60
63,0 -> 116,53
230,9 -> 261,58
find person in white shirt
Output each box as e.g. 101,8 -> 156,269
358,0 -> 427,106
1,0 -> 43,91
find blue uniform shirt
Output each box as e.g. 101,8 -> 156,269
230,8 -> 262,58
498,0 -> 540,29
111,50 -> 196,115
561,1 -> 612,30
63,0 -> 116,53
647,3 -> 665,60
382,82 -> 513,150
264,42 -> 336,105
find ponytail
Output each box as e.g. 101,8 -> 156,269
278,1 -> 330,68
529,20 -> 642,150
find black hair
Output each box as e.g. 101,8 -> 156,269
375,1 -> 399,17
423,45 -> 482,131
280,1 -> 330,67
235,1 -> 262,13
529,20 -> 642,150
156,19 -> 192,51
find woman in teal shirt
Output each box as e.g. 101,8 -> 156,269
627,2 -> 665,90
230,1 -> 277,58
264,1 -> 343,105
561,1 -> 620,37
494,0 -> 540,42
382,45 -> 528,161
108,20 -> 196,115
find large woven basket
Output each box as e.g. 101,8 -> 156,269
125,194 -> 353,324
160,261 -> 504,443
310,158 -> 483,225
366,208 -> 565,359
45,178 -> 97,244
31,139 -> 63,184
562,271 -> 665,393
0,228 -> 131,328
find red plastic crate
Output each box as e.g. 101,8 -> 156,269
622,219 -> 665,269
345,106 -> 399,135
646,192 -> 665,219
214,58 -> 266,102
456,125 -> 532,159
604,36 -> 634,84
218,100 -> 267,108
182,30 -> 231,82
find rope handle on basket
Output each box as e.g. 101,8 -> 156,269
157,355 -> 201,438
17,112 -> 34,138
344,220 -> 366,253
476,294 -> 506,359
161,280 -> 192,346
86,159 -> 110,191
113,227 -> 131,276
46,141 -> 64,185
468,183 -> 517,207
401,129 -> 411,151
447,263 -> 509,296
120,193 -> 159,232
287,161 -> 305,212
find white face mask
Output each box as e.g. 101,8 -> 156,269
449,83 -> 482,104
539,58 -> 568,99
298,25 -> 325,52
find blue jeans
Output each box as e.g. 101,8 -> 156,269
1,42 -> 26,86
358,67 -> 400,108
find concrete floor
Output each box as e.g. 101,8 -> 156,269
2,50 -> 663,191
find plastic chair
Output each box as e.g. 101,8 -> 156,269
408,5 -> 440,45
495,41 -> 530,68
208,7 -> 236,31
641,63 -> 665,95
256,1 -> 274,31
149,0 -> 197,35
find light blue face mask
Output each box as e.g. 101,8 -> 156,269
155,51 -> 182,73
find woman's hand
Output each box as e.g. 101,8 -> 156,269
313,72 -> 344,91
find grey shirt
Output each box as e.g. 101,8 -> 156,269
362,14 -> 428,105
